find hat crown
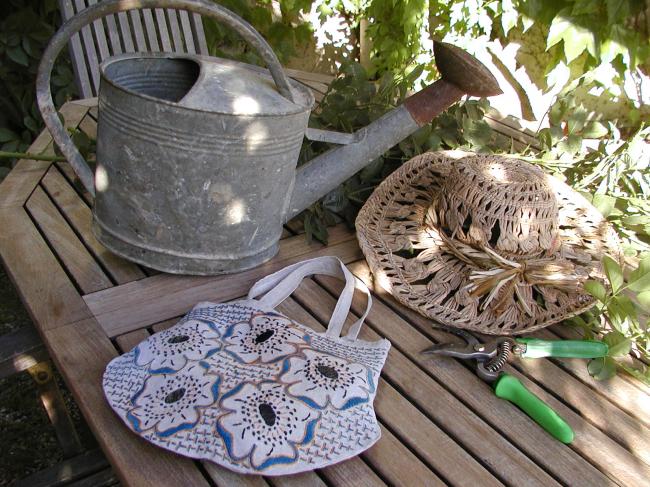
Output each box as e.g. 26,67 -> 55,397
436,156 -> 559,257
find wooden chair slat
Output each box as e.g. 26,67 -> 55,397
192,13 -> 209,54
178,10 -> 196,54
58,0 -> 93,98
128,10 -> 149,51
87,2 -> 110,62
103,13 -> 123,55
166,9 -> 184,53
72,0 -> 101,96
141,8 -> 161,51
155,8 -> 173,52
116,11 -> 136,53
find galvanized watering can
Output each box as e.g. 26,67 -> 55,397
37,0 -> 501,275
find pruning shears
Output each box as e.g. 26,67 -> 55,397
422,330 -> 609,443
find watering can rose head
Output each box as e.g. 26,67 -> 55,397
36,0 -> 501,275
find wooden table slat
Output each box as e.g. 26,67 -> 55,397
277,298 -> 504,487
202,462 -> 269,487
341,262 -> 650,485
350,268 -> 650,477
313,270 -> 611,486
41,166 -> 146,284
0,102 -> 89,209
0,208 -> 92,331
25,186 -> 113,294
366,425 -> 445,486
545,325 -> 650,396
46,319 -> 212,487
269,471 -> 327,487
345,270 -> 650,482
511,346 -> 650,463
83,228 -> 361,336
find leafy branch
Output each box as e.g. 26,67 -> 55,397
572,254 -> 650,383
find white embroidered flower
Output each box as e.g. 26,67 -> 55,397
127,362 -> 218,437
224,312 -> 306,363
135,319 -> 222,372
281,349 -> 372,410
217,382 -> 319,470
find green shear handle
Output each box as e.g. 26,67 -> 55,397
516,338 -> 608,359
494,373 -> 574,443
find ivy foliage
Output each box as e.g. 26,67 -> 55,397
0,0 -> 77,179
574,254 -> 650,383
201,0 -> 314,64
298,61 -> 499,243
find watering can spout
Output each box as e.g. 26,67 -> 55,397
284,41 -> 502,222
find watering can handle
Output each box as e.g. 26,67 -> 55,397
36,0 -> 295,197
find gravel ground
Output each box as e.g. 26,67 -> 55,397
0,265 -> 95,485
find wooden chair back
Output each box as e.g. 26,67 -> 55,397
59,0 -> 209,98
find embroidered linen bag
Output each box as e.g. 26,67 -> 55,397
103,256 -> 390,475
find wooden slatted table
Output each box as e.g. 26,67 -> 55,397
1,96 -> 649,487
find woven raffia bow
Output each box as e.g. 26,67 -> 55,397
438,231 -> 584,316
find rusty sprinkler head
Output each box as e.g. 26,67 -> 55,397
433,41 -> 503,98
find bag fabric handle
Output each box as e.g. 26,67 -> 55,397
248,256 -> 371,340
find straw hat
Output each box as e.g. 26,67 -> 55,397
356,151 -> 623,335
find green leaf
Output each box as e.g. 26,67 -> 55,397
0,128 -> 18,143
546,9 -> 596,62
581,121 -> 609,138
602,255 -> 623,293
7,46 -> 29,66
606,0 -> 629,25
628,255 -> 650,292
588,356 -> 617,380
407,64 -> 424,84
572,0 -> 601,15
637,291 -> 650,312
591,194 -> 617,217
603,331 -> 632,357
584,280 -> 608,302
563,23 -> 597,62
622,215 -> 650,227
23,116 -> 38,133
557,134 -> 582,155
547,9 -> 572,50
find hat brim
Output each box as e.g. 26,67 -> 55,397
355,151 -> 623,335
